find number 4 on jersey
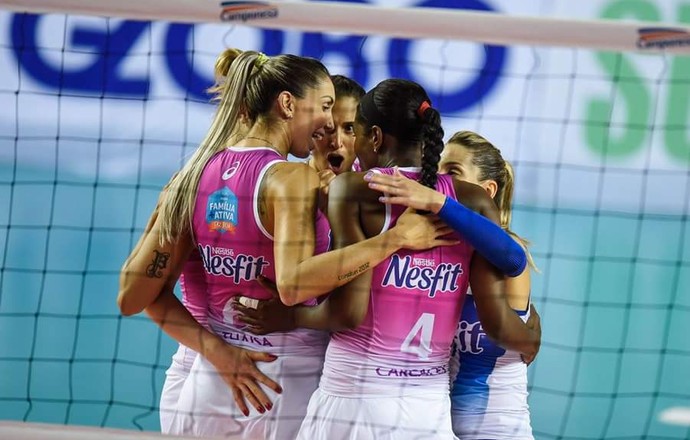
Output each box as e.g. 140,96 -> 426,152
400,313 -> 435,360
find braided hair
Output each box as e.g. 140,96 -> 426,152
356,79 -> 444,189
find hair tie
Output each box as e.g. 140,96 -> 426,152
417,100 -> 431,119
255,52 -> 269,68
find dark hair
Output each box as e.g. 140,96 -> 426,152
356,79 -> 444,188
331,74 -> 365,101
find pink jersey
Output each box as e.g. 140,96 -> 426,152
179,249 -> 209,328
192,146 -> 329,356
320,167 -> 473,397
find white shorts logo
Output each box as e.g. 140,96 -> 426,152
222,161 -> 241,180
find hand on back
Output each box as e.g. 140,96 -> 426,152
233,275 -> 298,335
204,340 -> 282,416
393,208 -> 458,251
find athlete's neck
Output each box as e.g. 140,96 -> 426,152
378,151 -> 422,169
376,139 -> 422,169
236,120 -> 291,158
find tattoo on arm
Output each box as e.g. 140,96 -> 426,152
146,250 -> 171,278
337,262 -> 370,282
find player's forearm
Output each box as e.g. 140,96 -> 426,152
480,304 -> 539,358
437,197 -> 526,277
278,229 -> 403,306
145,289 -> 226,360
118,269 -> 163,316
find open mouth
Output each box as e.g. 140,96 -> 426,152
326,153 -> 345,173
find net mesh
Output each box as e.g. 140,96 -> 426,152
1,4 -> 690,439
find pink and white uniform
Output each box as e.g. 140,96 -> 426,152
298,168 -> 473,440
171,146 -> 329,440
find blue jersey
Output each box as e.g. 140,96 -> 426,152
449,288 -> 533,439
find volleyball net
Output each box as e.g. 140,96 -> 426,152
1,0 -> 689,438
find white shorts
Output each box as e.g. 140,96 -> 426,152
452,410 -> 533,440
160,344 -> 197,434
170,351 -> 324,440
296,388 -> 457,440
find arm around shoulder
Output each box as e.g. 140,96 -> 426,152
443,181 -> 527,277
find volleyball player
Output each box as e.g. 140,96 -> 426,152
119,49 -> 255,433
304,74 -> 365,215
292,79 -> 539,439
445,132 -> 537,439
365,131 -> 540,439
309,74 -> 364,175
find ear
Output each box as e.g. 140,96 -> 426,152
482,179 -> 498,199
277,91 -> 295,120
371,125 -> 384,154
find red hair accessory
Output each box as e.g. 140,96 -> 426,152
417,100 -> 431,119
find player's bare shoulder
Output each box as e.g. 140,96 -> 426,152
258,162 -> 320,223
271,161 -> 319,185
329,171 -> 379,204
263,161 -> 320,197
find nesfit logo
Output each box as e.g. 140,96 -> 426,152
637,27 -> 690,49
381,254 -> 463,298
198,245 -> 269,283
219,1 -> 278,22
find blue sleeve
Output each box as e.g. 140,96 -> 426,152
437,197 -> 526,277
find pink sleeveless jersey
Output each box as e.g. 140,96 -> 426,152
178,249 -> 209,328
320,168 -> 473,397
192,146 -> 329,356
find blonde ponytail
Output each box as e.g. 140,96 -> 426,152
497,161 -> 514,231
158,49 -> 265,245
499,161 -> 539,272
207,48 -> 243,100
